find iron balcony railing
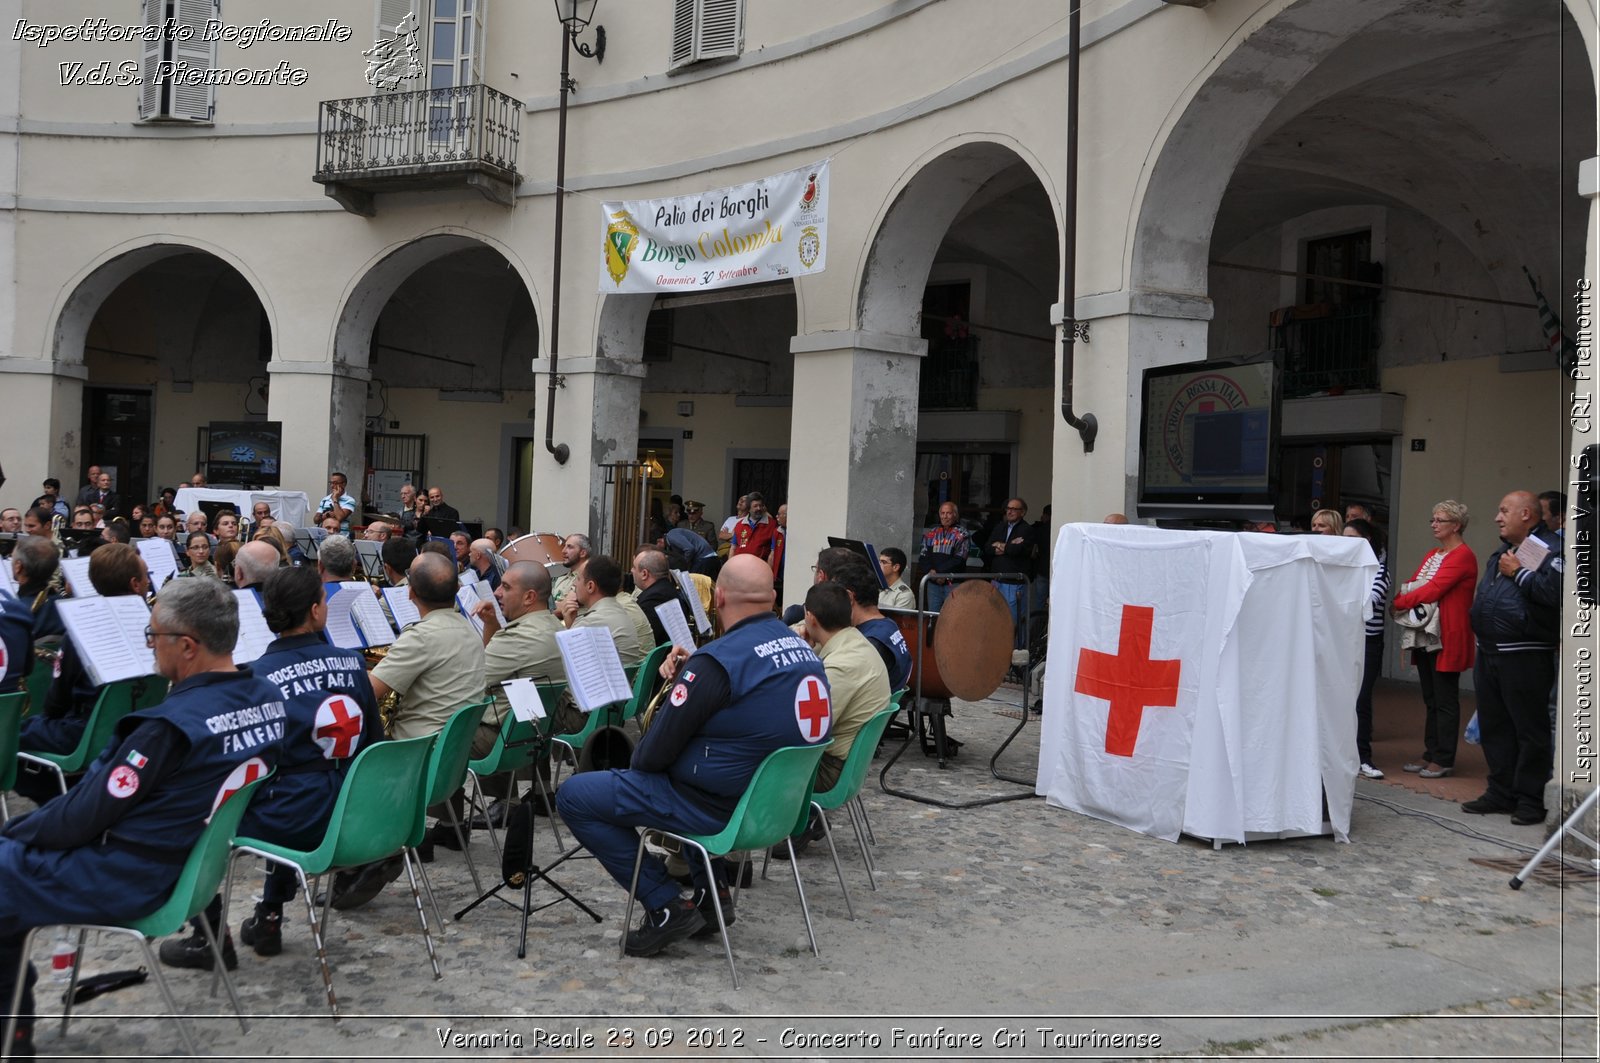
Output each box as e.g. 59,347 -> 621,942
315,83 -> 521,182
1270,300 -> 1381,398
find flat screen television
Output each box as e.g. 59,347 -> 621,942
205,421 -> 283,487
1136,355 -> 1281,522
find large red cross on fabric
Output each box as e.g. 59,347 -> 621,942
795,676 -> 831,740
316,696 -> 363,759
1074,604 -> 1181,758
209,757 -> 268,819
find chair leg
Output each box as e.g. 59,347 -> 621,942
443,803 -> 483,895
848,799 -> 877,890
784,839 -> 821,959
618,833 -> 649,961
58,928 -> 87,1038
196,916 -> 249,1033
467,771 -> 504,865
1,793 -> 8,820
411,847 -> 448,934
399,850 -> 442,981
858,794 -> 877,847
813,805 -> 854,920
527,768 -> 566,850
132,934 -> 199,1056
759,845 -> 771,883
693,843 -> 738,990
294,867 -> 341,1020
1,927 -> 39,1061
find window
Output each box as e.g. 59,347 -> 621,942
373,0 -> 482,93
138,0 -> 219,122
670,0 -> 743,70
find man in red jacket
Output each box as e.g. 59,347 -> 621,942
730,492 -> 775,561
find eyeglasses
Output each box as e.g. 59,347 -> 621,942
1429,517 -> 1457,525
145,626 -> 192,645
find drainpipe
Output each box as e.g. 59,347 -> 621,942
544,28 -> 573,465
1059,1 -> 1097,452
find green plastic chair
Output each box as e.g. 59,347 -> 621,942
0,692 -> 27,820
2,773 -> 270,1057
811,704 -> 899,894
18,675 -> 169,795
226,734 -> 439,1020
414,700 -> 491,912
621,741 -> 832,989
467,682 -> 567,858
22,640 -> 61,716
619,642 -> 672,726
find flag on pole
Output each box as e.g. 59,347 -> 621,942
1523,266 -> 1577,374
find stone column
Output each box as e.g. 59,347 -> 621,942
266,361 -> 369,500
528,355 -> 648,542
784,330 -> 927,612
1049,290 -> 1215,530
0,360 -> 86,508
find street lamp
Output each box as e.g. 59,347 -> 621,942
543,1 -> 605,467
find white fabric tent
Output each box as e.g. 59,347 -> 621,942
1036,524 -> 1376,844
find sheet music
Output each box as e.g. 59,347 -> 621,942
500,676 -> 547,723
348,585 -> 397,647
60,556 -> 98,598
322,582 -> 367,649
556,626 -> 633,713
471,580 -> 506,626
382,586 -> 422,629
232,588 -> 275,664
460,568 -> 479,588
674,570 -> 712,635
136,537 -> 182,588
1514,537 -> 1551,573
455,586 -> 488,635
656,600 -> 696,653
58,596 -> 154,685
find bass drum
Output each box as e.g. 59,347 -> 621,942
881,606 -> 953,701
501,533 -> 565,570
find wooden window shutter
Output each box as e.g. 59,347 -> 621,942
695,0 -> 742,61
137,0 -> 165,119
169,0 -> 218,121
669,0 -> 696,69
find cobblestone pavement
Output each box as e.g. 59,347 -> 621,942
11,689 -> 1597,1061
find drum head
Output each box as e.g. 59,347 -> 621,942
931,581 -> 1013,702
501,533 -> 563,568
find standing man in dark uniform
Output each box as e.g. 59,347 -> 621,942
1462,490 -> 1563,826
158,566 -> 382,967
984,497 -> 1037,647
557,555 -> 832,956
0,577 -> 284,1057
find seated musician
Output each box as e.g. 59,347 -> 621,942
445,561 -> 566,840
448,530 -> 472,574
158,567 -> 382,967
771,582 -> 889,861
316,534 -> 358,587
326,553 -> 483,908
382,537 -> 416,589
550,534 -> 591,611
16,545 -> 151,797
0,578 -> 285,1057
829,558 -> 912,692
557,555 -> 832,956
632,548 -> 689,647
10,536 -> 65,640
466,537 -> 501,591
878,547 -> 916,610
231,540 -> 281,590
548,555 -> 646,745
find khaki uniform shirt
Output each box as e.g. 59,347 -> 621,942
573,595 -> 645,665
881,579 -> 916,610
482,608 -> 566,727
372,607 -> 486,740
816,626 -> 892,791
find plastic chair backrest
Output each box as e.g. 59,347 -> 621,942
23,652 -> 57,716
424,700 -> 491,808
126,773 -> 272,937
691,743 -> 831,856
0,692 -> 25,793
470,682 -> 566,775
813,704 -> 898,810
45,675 -> 167,772
621,642 -> 671,723
311,734 -> 438,870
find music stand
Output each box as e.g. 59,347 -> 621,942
453,681 -> 601,957
291,529 -> 320,561
352,539 -> 386,582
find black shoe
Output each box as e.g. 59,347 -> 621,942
1461,795 -> 1516,815
1511,808 -> 1548,826
624,898 -> 705,957
331,856 -> 405,911
240,905 -> 282,957
770,813 -> 825,860
689,885 -> 735,939
468,799 -> 512,830
158,927 -> 237,971
8,1024 -> 34,1059
415,839 -> 435,864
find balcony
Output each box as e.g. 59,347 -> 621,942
314,84 -> 522,216
1269,300 -> 1381,399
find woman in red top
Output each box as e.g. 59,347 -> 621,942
1391,500 -> 1477,776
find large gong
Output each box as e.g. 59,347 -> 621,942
930,579 -> 1014,701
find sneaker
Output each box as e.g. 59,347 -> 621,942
240,905 -> 282,957
623,898 -> 705,957
690,885 -> 736,939
1461,795 -> 1515,815
1419,764 -> 1453,778
158,927 -> 237,971
1402,761 -> 1429,774
1358,763 -> 1385,780
1511,808 -> 1548,826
